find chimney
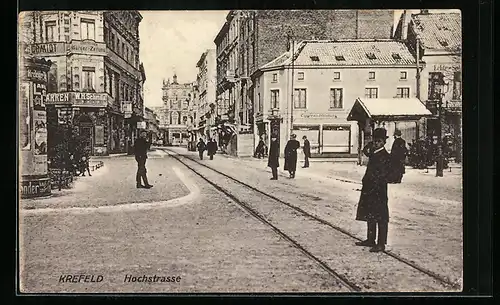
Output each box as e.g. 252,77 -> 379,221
420,9 -> 429,14
401,10 -> 409,40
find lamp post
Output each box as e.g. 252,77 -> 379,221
286,31 -> 295,138
435,93 -> 444,177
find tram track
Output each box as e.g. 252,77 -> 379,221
163,148 -> 460,291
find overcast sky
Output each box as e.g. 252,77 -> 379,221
139,9 -> 460,108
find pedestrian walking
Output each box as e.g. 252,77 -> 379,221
355,128 -> 391,253
302,135 -> 311,168
79,149 -> 92,177
255,137 -> 265,159
197,138 -> 206,160
284,134 -> 300,178
267,133 -> 280,180
389,129 -> 407,183
134,131 -> 153,189
207,138 -> 217,160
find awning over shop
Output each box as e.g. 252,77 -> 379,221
347,97 -> 433,122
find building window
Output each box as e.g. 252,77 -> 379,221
270,90 -> 279,109
365,87 -> 378,98
82,67 -> 95,92
329,88 -> 343,109
368,71 -> 376,80
80,19 -> 95,40
452,71 -> 462,100
333,72 -> 341,80
400,71 -> 407,80
272,73 -> 278,83
396,87 -> 410,98
294,88 -> 307,109
297,72 -> 305,80
45,21 -> 56,42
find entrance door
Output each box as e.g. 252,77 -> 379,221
80,124 -> 94,154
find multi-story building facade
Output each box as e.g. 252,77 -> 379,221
395,10 -> 462,160
161,74 -> 193,146
20,11 -> 145,156
144,107 -> 160,143
215,9 -> 395,157
151,105 -> 168,145
252,39 -> 423,159
195,49 -> 217,140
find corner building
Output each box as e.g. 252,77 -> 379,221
215,10 -> 394,157
20,11 -> 144,156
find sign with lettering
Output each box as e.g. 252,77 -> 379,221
137,121 -> 146,129
300,112 -> 340,119
20,177 -> 51,199
25,42 -> 66,55
432,64 -> 460,72
68,41 -> 107,56
33,83 -> 47,109
27,69 -> 47,82
45,92 -> 109,107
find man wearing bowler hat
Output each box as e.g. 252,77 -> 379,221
355,128 -> 392,252
389,129 -> 408,183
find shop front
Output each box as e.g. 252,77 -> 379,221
347,97 -> 433,165
19,57 -> 52,198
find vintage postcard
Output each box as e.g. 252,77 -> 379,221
18,9 -> 463,293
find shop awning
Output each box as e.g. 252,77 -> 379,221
347,97 -> 433,122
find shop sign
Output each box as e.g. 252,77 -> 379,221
68,41 -> 107,56
432,63 -> 460,72
25,42 -> 65,55
45,92 -> 108,107
20,177 -> 51,199
300,112 -> 339,119
26,69 -> 47,82
33,83 -> 47,109
137,121 -> 146,129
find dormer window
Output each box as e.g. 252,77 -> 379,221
310,56 -> 320,62
392,53 -> 402,60
366,53 -> 377,60
335,55 -> 345,61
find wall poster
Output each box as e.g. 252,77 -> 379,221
20,82 -> 32,150
33,111 -> 47,155
95,125 -> 104,145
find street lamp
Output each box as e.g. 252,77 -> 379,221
286,30 -> 295,138
435,93 -> 445,177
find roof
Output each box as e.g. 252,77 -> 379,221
347,97 -> 433,121
259,40 -> 416,70
410,13 -> 461,52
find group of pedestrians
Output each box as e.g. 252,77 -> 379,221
267,133 -> 311,180
131,126 -> 405,254
196,138 -> 218,160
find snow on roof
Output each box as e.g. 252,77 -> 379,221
259,39 -> 415,71
348,97 -> 433,121
411,12 -> 462,52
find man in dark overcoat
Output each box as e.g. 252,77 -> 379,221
134,131 -> 153,189
302,135 -> 311,168
196,138 -> 206,160
355,128 -> 391,252
284,134 -> 300,178
389,129 -> 407,183
207,138 -> 217,160
267,133 -> 280,180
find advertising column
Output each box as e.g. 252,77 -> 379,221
20,56 -> 52,198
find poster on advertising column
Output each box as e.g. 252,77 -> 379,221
33,110 -> 48,174
20,82 -> 31,150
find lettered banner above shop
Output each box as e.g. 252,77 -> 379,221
45,92 -> 111,107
